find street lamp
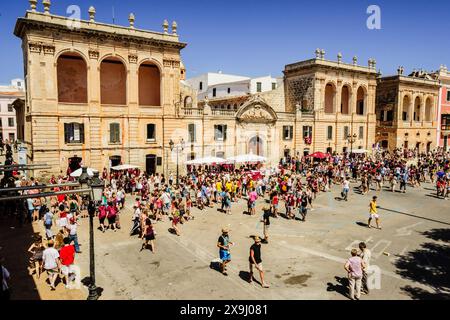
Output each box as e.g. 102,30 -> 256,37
347,133 -> 357,156
169,138 -> 185,186
78,167 -> 104,300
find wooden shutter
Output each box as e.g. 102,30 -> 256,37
223,125 -> 227,141
214,125 -> 218,141
80,123 -> 85,144
64,123 -> 70,144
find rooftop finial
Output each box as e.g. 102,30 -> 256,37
397,66 -> 404,75
172,21 -> 178,35
29,0 -> 37,12
163,19 -> 169,34
337,52 -> 342,63
315,48 -> 321,59
129,13 -> 135,29
352,56 -> 358,65
43,0 -> 51,14
320,49 -> 325,60
88,6 -> 96,23
372,59 -> 377,69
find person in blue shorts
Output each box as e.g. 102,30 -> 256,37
217,228 -> 233,276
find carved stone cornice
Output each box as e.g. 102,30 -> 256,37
42,44 -> 55,55
28,41 -> 42,53
89,50 -> 99,60
128,54 -> 138,64
14,18 -> 187,50
163,59 -> 181,68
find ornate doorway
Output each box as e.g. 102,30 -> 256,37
248,135 -> 264,156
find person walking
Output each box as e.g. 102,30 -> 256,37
367,196 -> 381,229
341,177 -> 350,201
67,218 -> 81,253
42,240 -> 61,291
261,207 -> 270,243
141,218 -> 156,253
248,236 -> 270,288
59,237 -> 76,288
217,228 -> 233,276
0,257 -> 11,300
344,248 -> 365,300
359,242 -> 372,295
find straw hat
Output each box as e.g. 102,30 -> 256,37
221,227 -> 229,233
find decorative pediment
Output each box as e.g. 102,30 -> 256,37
236,95 -> 278,124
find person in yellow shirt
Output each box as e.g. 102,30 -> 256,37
225,180 -> 233,193
216,180 -> 223,203
367,196 -> 381,229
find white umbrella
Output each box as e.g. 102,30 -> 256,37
70,167 -> 98,177
226,153 -> 267,163
186,156 -> 226,165
350,149 -> 368,154
111,164 -> 140,171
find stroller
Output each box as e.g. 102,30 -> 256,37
130,217 -> 141,236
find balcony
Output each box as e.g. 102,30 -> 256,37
442,124 -> 450,132
377,120 -> 393,127
211,109 -> 236,116
182,108 -> 203,116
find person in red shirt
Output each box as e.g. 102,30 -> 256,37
59,237 -> 75,288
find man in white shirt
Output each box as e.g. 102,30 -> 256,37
42,240 -> 61,290
359,242 -> 372,294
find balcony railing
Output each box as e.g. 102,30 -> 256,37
182,108 -> 203,116
442,124 -> 450,131
377,120 -> 393,127
211,109 -> 236,116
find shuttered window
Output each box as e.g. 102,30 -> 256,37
110,123 -> 120,143
64,123 -> 85,144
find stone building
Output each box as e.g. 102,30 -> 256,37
14,3 -> 187,177
375,68 -> 440,152
434,65 -> 450,150
283,50 -> 378,155
0,79 -> 25,142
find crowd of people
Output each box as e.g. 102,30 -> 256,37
1,146 -> 449,299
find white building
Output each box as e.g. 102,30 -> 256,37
0,79 -> 25,142
186,72 -> 280,100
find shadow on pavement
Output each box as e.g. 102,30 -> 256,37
326,276 -> 348,299
395,228 -> 450,300
378,207 -> 450,226
0,217 -> 41,300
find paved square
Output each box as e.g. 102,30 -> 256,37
46,181 -> 450,300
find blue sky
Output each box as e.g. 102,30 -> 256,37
0,0 -> 449,84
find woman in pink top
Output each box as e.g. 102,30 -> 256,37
344,249 -> 366,300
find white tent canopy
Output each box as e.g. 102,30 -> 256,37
226,153 -> 267,163
350,149 -> 369,154
111,164 -> 140,171
70,167 -> 98,177
185,156 -> 227,165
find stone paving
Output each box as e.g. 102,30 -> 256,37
54,181 -> 450,300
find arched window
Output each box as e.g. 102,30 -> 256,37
341,85 -> 350,114
414,97 -> 421,121
184,96 -> 193,109
356,87 -> 365,115
100,58 -> 127,105
324,83 -> 335,114
425,97 -> 433,122
57,53 -> 87,103
139,61 -> 161,106
402,95 -> 410,121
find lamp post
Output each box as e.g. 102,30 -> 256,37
169,138 -> 185,186
347,133 -> 357,156
79,167 -> 104,300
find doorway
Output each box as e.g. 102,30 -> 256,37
146,154 -> 157,175
248,135 -> 264,156
110,155 -> 121,167
68,156 -> 82,173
